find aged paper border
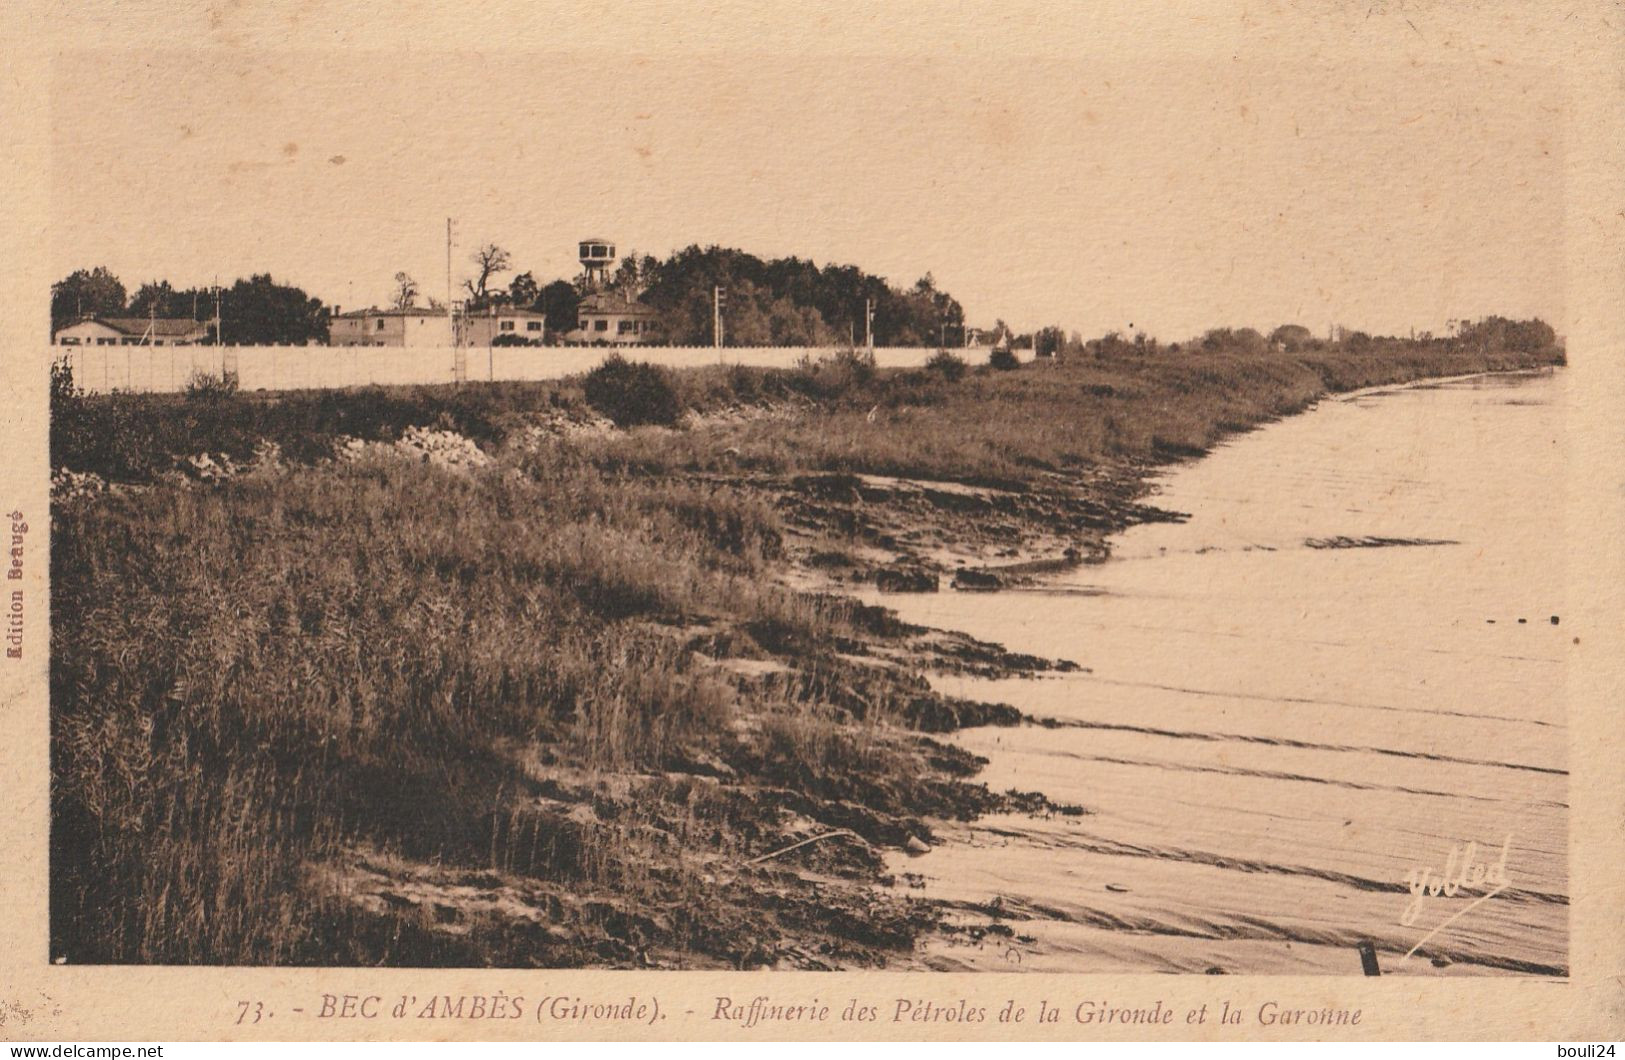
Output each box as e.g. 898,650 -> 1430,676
2,0 -> 1620,1042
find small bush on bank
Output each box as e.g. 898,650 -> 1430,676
51,357 -> 79,405
723,363 -> 762,403
925,349 -> 968,382
583,355 -> 684,428
50,358 -> 94,473
988,346 -> 1019,371
831,346 -> 878,385
184,369 -> 239,403
788,348 -> 877,400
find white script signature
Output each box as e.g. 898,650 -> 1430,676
1397,834 -> 1512,965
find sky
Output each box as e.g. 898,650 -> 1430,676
49,46 -> 1564,340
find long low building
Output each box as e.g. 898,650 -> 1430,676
328,307 -> 446,347
53,316 -> 211,346
328,306 -> 548,347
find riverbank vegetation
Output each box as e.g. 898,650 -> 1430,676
50,321 -> 1563,966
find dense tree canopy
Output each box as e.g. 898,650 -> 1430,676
52,268 -> 327,344
221,274 -> 328,345
1455,316 -> 1557,354
506,272 -> 539,313
1270,324 -> 1316,350
633,245 -> 966,346
127,280 -> 214,321
536,280 -> 581,336
51,267 -> 128,331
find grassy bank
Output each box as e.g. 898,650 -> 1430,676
49,327 -> 1563,966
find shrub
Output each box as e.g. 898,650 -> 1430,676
1231,327 -> 1268,353
50,358 -> 89,471
51,356 -> 80,406
723,363 -> 761,403
788,348 -> 878,399
583,354 -> 684,427
50,373 -> 166,481
988,346 -> 1019,371
831,346 -> 877,385
184,368 -> 239,403
1269,324 -> 1315,351
924,349 -> 968,382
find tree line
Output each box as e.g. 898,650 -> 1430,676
1019,317 -> 1560,360
56,258 -> 1557,358
399,241 -> 972,347
51,267 -> 329,346
56,243 -> 976,349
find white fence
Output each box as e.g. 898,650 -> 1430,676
55,344 -> 1001,395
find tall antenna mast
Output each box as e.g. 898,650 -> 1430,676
446,217 -> 455,345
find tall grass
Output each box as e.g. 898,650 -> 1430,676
564,338 -> 1561,489
51,451 -> 905,964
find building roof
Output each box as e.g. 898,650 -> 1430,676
68,316 -> 210,337
576,291 -> 658,317
333,306 -> 547,319
479,307 -> 548,318
332,307 -> 447,319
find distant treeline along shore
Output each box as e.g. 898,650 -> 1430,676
52,244 -> 983,350
52,244 -> 1553,357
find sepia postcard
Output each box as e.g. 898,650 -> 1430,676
1,0 -> 1621,1044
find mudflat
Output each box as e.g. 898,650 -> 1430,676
876,370 -> 1567,976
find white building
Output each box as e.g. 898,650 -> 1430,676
566,291 -> 661,345
53,316 -> 211,346
327,306 -> 547,347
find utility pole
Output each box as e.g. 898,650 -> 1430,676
446,218 -> 456,346
713,285 -> 725,349
214,280 -> 233,383
865,298 -> 874,351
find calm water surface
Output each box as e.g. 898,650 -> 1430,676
878,370 -> 1568,976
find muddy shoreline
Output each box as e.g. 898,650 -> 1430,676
50,353 -> 1565,968
832,365 -> 1566,975
750,365 -> 1565,968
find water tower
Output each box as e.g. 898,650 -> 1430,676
579,237 -> 616,289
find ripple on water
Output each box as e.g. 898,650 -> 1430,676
884,371 -> 1570,976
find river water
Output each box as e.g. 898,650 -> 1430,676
879,369 -> 1568,977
